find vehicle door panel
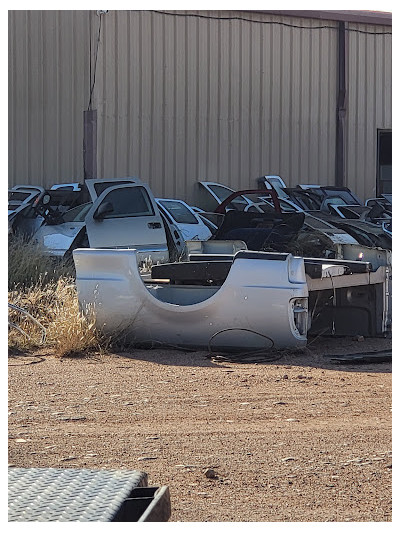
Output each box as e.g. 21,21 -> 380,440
84,177 -> 141,201
85,184 -> 168,258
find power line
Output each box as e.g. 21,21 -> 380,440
150,10 -> 392,36
88,13 -> 104,111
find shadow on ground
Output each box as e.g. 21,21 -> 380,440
111,335 -> 392,374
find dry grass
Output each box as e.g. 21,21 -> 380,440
8,235 -> 75,290
8,238 -> 105,357
8,278 -> 104,357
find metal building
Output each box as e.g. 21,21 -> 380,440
8,10 -> 392,203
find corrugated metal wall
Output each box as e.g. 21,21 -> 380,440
94,10 -> 339,204
346,23 -> 392,199
8,10 -> 392,202
8,10 -> 91,187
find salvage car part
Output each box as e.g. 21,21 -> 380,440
74,244 -> 390,350
27,182 -> 185,263
8,188 -> 41,215
74,248 -> 309,350
196,181 -> 264,212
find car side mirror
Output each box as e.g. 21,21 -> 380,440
94,201 -> 114,220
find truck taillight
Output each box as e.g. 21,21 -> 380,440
291,298 -> 308,336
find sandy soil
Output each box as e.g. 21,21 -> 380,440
8,336 -> 392,522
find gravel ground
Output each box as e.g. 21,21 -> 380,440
8,336 -> 392,522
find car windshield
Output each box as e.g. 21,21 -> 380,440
62,203 -> 93,222
8,191 -> 32,201
158,200 -> 198,224
208,184 -> 249,208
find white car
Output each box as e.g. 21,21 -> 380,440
156,198 -> 212,241
31,179 -> 185,263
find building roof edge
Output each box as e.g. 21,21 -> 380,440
252,10 -> 392,26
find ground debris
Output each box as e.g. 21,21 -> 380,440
204,468 -> 218,479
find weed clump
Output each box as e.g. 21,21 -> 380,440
8,238 -> 104,357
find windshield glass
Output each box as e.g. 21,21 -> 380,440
158,200 -> 198,224
208,184 -> 249,209
62,203 -> 93,222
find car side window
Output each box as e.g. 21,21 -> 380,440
100,187 -> 155,218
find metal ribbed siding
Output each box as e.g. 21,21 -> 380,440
95,10 -> 339,204
8,10 -> 91,188
346,23 -> 392,199
8,10 -> 391,202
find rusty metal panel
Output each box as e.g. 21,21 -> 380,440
8,10 -> 91,188
346,23 -> 392,199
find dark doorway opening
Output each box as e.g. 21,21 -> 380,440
377,130 -> 392,195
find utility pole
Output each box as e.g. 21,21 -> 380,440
83,109 -> 97,180
83,10 -> 107,180
335,21 -> 346,188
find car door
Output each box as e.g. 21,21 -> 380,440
85,184 -> 169,263
84,177 -> 141,201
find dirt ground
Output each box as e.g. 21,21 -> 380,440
8,336 -> 392,523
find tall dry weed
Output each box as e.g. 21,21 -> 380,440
8,235 -> 75,290
8,238 -> 105,357
8,278 -> 103,357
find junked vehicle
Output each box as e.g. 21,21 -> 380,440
272,185 -> 362,213
10,184 -> 45,195
155,198 -> 212,241
304,210 -> 391,250
50,182 -> 82,191
257,175 -> 287,190
73,241 -> 390,351
9,187 -> 89,239
25,179 -> 185,263
196,181 -> 265,212
365,194 -> 392,212
201,188 -> 367,260
8,188 -> 43,214
200,182 -> 391,254
328,203 -> 391,225
74,247 -> 310,350
72,183 -> 391,351
189,206 -> 221,234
